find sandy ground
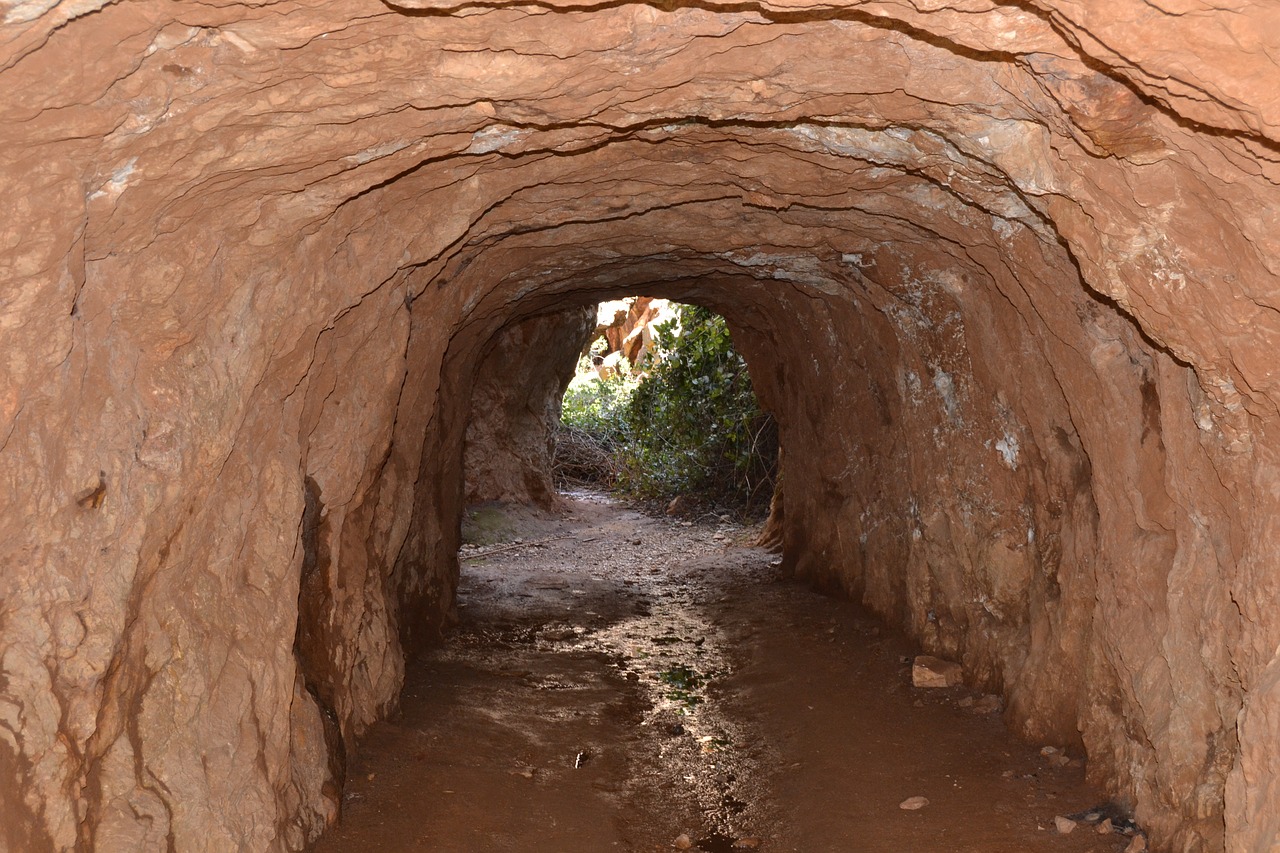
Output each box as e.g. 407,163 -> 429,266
310,492 -> 1137,853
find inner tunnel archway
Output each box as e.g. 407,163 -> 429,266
384,174 -> 1221,851
2,2 -> 1277,851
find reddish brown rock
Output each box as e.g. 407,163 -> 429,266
463,306 -> 595,508
912,656 -> 964,689
1,1 -> 1278,852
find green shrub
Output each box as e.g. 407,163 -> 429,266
559,361 -> 637,449
554,362 -> 637,487
555,304 -> 777,510
619,305 -> 777,507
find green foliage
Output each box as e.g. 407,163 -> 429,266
620,305 -> 777,506
556,304 -> 777,509
559,361 -> 637,450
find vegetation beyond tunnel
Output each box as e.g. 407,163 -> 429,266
551,299 -> 778,512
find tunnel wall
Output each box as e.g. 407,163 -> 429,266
462,305 -> 596,508
2,2 -> 1279,851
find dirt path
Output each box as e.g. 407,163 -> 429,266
311,493 -> 1136,853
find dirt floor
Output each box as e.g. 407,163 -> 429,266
310,492 -> 1142,853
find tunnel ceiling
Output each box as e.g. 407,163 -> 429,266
9,0 -> 1276,398
3,2 -> 1280,852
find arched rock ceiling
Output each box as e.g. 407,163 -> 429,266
6,0 -> 1276,410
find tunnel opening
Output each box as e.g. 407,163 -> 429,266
296,171 -> 1242,848
465,294 -> 780,517
358,224 -> 1152,847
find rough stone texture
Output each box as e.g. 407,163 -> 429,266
463,306 -> 595,508
912,656 -> 964,689
1,2 -> 1279,852
589,296 -> 673,370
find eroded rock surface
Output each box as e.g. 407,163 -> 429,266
463,306 -> 595,508
2,1 -> 1278,851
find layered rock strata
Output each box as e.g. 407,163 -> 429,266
1,1 -> 1278,851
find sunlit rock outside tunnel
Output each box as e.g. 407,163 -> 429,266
2,0 -> 1279,850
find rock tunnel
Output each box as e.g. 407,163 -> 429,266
2,1 -> 1279,850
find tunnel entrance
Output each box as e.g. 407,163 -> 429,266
312,289 -> 1141,845
293,235 -> 1184,852
555,298 -> 778,517
306,294 -> 1137,849
463,294 -> 778,519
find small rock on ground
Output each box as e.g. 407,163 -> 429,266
899,796 -> 930,810
971,694 -> 1001,714
1054,816 -> 1078,835
912,655 -> 963,688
